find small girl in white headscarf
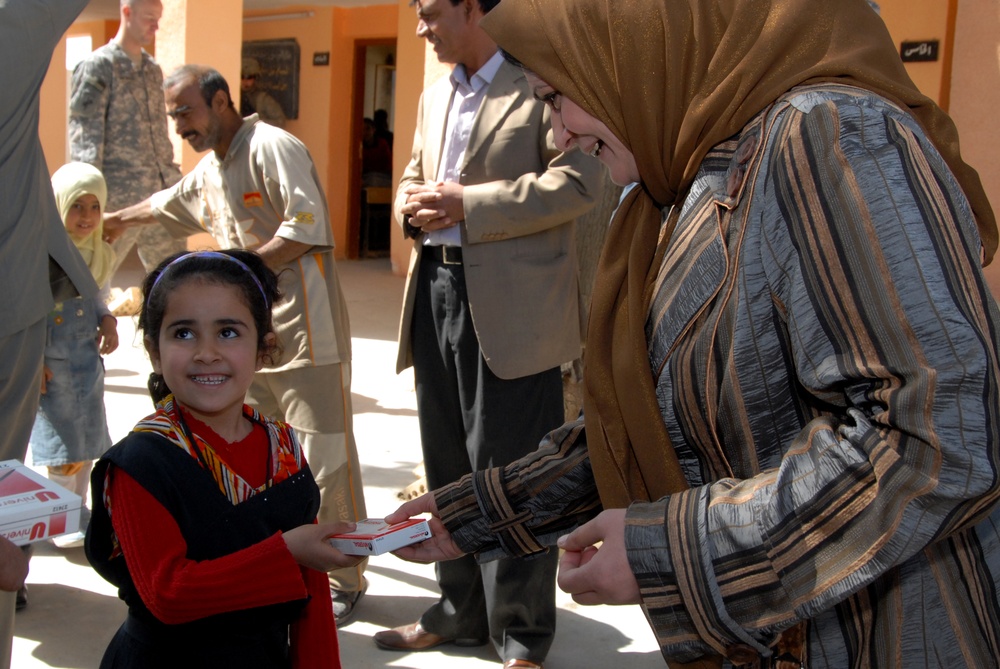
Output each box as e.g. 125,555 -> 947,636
29,162 -> 119,551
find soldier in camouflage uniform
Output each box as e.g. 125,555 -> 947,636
239,57 -> 288,129
69,0 -> 185,274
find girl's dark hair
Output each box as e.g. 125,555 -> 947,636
139,249 -> 282,404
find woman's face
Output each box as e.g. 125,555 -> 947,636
525,72 -> 640,187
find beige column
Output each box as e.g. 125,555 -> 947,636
157,0 -> 243,173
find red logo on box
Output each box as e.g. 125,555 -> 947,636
49,512 -> 67,535
0,471 -> 44,497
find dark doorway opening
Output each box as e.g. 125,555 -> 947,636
349,39 -> 396,258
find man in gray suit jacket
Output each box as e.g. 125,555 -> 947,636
373,0 -> 603,667
0,0 -> 96,665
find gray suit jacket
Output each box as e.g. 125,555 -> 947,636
0,0 -> 97,338
395,60 -> 604,380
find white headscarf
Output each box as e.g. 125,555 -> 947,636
51,162 -> 116,287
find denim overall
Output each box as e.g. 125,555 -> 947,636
29,296 -> 112,465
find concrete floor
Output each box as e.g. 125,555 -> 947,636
13,256 -> 664,669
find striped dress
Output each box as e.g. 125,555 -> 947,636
436,85 -> 1000,667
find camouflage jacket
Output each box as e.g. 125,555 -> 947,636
69,42 -> 181,211
243,88 -> 287,129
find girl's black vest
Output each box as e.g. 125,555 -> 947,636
86,431 -> 320,669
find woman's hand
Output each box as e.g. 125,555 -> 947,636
0,537 -> 28,592
556,509 -> 641,606
385,492 -> 466,563
282,522 -> 364,572
97,315 -> 119,355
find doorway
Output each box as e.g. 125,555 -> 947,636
349,40 -> 397,258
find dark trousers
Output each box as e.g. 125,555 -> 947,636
411,253 -> 563,663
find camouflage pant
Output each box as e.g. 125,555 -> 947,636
109,224 -> 187,275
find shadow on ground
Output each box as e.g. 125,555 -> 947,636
341,563 -> 664,669
351,391 -> 418,418
14,579 -> 124,668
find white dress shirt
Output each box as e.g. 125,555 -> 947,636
424,50 -> 505,248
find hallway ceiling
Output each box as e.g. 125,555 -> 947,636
80,0 -> 393,22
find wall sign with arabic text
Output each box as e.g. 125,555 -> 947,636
900,40 -> 939,63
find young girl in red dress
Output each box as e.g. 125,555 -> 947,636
86,249 -> 360,668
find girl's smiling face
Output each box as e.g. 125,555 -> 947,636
525,71 -> 640,187
65,194 -> 102,242
145,278 -> 269,436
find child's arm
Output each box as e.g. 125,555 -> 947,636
97,314 -> 118,355
289,566 -> 341,668
108,467 -> 310,624
40,365 -> 53,395
281,522 -> 364,573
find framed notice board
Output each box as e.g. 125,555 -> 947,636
242,39 -> 300,120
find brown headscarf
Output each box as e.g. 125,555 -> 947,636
481,0 -> 998,509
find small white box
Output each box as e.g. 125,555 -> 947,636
328,518 -> 432,556
0,460 -> 82,546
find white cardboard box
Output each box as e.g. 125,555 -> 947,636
0,460 -> 82,546
328,518 -> 432,556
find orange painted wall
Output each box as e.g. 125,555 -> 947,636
39,36 -> 69,177
103,20 -> 119,46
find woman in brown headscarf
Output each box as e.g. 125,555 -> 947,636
391,1 -> 1000,666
